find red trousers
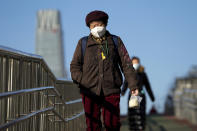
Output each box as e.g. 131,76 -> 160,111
81,91 -> 121,131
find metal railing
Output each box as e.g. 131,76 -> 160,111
0,45 -> 86,131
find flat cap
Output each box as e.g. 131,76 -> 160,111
85,10 -> 109,27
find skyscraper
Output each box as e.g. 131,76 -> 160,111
36,10 -> 66,79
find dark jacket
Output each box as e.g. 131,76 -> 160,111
70,31 -> 138,96
122,66 -> 155,101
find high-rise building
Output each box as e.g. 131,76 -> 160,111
36,10 -> 66,79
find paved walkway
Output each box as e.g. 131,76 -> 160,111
120,115 -> 196,131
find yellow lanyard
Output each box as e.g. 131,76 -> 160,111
101,40 -> 108,60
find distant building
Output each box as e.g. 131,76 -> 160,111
36,10 -> 66,79
173,66 -> 197,125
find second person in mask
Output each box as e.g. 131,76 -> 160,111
121,56 -> 155,131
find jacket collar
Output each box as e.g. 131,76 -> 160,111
87,31 -> 114,47
136,65 -> 145,73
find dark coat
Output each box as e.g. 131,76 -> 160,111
70,31 -> 138,96
123,66 -> 154,130
121,66 -> 155,101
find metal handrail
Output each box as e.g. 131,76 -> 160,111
65,98 -> 82,105
0,45 -> 43,59
0,107 -> 54,130
0,86 -> 54,99
0,85 -> 85,130
0,85 -> 84,115
66,111 -> 85,122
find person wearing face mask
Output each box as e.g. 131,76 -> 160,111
121,56 -> 155,131
70,10 -> 139,131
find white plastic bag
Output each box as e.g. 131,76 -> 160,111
129,95 -> 143,108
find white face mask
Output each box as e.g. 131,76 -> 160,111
90,26 -> 106,38
133,63 -> 140,70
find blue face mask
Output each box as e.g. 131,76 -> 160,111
133,63 -> 140,70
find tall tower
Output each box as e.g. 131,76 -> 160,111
36,10 -> 66,79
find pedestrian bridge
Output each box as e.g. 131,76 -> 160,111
1,46 -> 197,131
0,46 -> 86,131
